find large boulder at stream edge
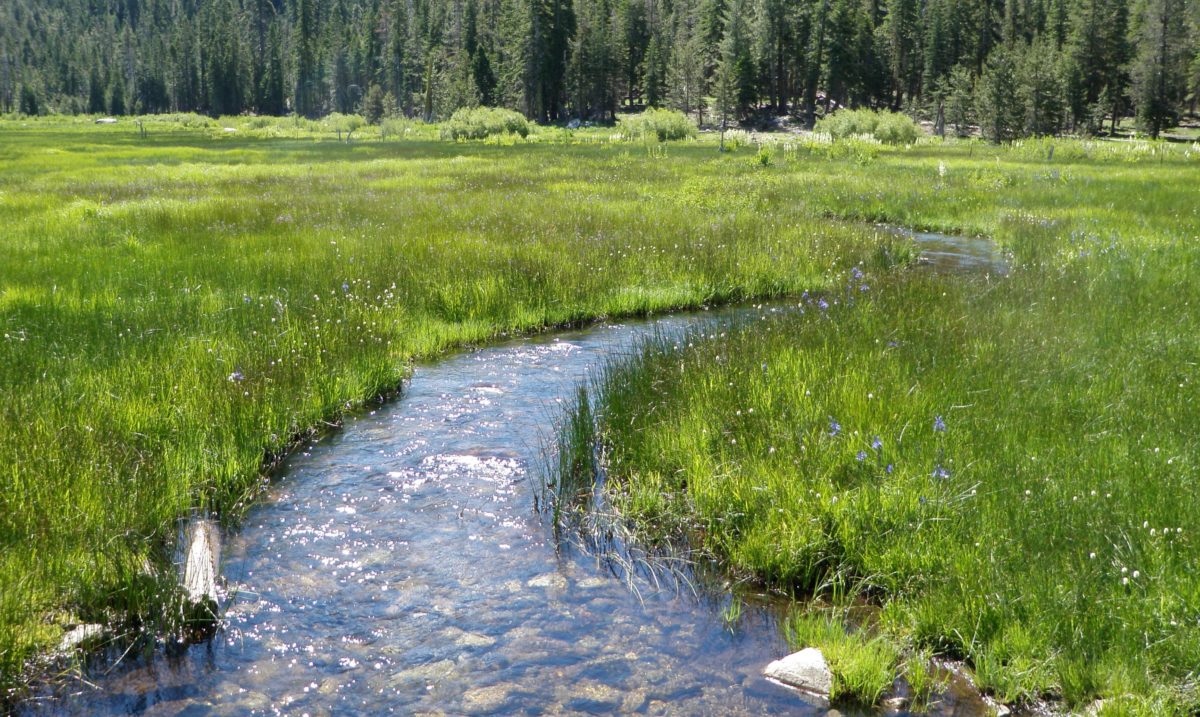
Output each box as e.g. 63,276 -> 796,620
763,647 -> 833,697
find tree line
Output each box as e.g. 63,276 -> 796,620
2,0 -> 1198,137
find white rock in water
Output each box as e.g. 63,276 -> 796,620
57,623 -> 106,652
526,573 -> 567,590
763,647 -> 833,696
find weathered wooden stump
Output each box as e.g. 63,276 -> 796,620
180,518 -> 221,639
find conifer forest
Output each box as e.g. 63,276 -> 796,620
3,0 -> 1199,136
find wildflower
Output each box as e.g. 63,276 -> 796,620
932,465 -> 951,479
818,299 -> 829,311
1089,552 -> 1096,559
871,436 -> 883,451
342,282 -> 350,293
1132,570 -> 1140,579
227,370 -> 244,382
828,417 -> 841,437
850,267 -> 864,280
933,415 -> 947,433
886,463 -> 894,474
859,284 -> 870,292
856,450 -> 867,462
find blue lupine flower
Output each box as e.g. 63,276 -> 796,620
342,282 -> 350,293
818,299 -> 829,311
918,496 -> 927,505
829,417 -> 841,437
856,450 -> 867,462
227,370 -> 244,382
933,415 -> 947,433
871,436 -> 883,451
859,284 -> 870,292
932,465 -> 951,479
850,267 -> 864,280
886,463 -> 894,474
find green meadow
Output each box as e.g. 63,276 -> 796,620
0,116 -> 893,694
3,116 -> 1199,714
556,137 -> 1200,712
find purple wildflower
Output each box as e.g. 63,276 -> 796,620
829,417 -> 841,437
856,450 -> 867,462
871,436 -> 883,451
933,415 -> 947,433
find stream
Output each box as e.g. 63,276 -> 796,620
22,231 -> 1007,717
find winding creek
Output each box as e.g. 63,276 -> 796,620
24,230 -> 1007,716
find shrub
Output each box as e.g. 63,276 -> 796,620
815,109 -> 921,145
441,107 -> 530,140
618,108 -> 697,142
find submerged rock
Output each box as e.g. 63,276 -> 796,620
526,573 -> 568,590
461,684 -> 512,713
763,647 -> 833,697
57,623 -> 107,653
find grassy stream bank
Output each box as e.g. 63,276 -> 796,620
555,140 -> 1200,713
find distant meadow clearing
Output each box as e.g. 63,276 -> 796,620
3,115 -> 1200,713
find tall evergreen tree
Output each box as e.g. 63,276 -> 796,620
88,67 -> 107,113
976,46 -> 1023,141
668,0 -> 707,122
295,0 -> 324,117
1131,0 -> 1190,137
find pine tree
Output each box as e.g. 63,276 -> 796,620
1065,0 -> 1130,131
1018,35 -> 1066,135
295,0 -> 324,117
109,74 -> 127,115
89,67 -> 107,114
668,0 -> 707,123
880,0 -> 922,107
19,83 -> 39,116
942,63 -> 974,136
976,47 -> 1022,141
642,32 -> 666,106
1131,0 -> 1189,137
362,82 -> 387,121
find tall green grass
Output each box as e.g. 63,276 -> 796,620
0,121 -> 897,696
558,140 -> 1200,711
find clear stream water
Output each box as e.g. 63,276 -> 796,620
23,233 -> 1006,717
